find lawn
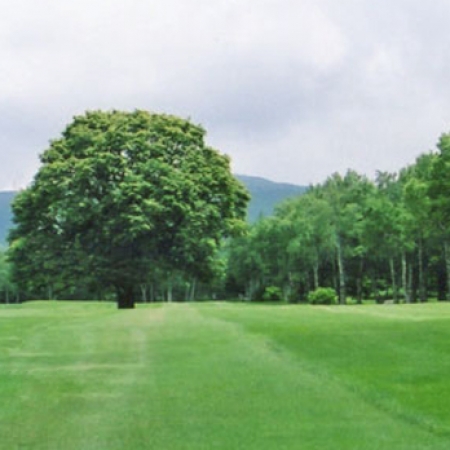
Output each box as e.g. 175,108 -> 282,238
1,301 -> 450,449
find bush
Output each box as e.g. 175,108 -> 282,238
307,287 -> 338,305
262,286 -> 284,302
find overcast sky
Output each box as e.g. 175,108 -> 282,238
1,0 -> 450,190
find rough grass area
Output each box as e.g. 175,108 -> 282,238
1,301 -> 450,449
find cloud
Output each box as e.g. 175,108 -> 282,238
1,0 -> 450,189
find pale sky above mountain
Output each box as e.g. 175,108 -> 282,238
2,0 -> 450,190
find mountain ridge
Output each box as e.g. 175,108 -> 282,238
235,174 -> 307,222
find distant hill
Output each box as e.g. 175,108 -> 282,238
0,175 -> 307,245
236,175 -> 307,222
0,191 -> 15,247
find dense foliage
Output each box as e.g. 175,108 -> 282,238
226,136 -> 450,304
0,249 -> 16,303
7,110 -> 249,307
4,117 -> 450,305
307,287 -> 338,305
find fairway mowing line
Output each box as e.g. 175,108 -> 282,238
28,362 -> 145,373
3,302 -> 450,449
108,304 -> 168,327
63,392 -> 121,399
314,305 -> 437,321
198,305 -> 450,443
7,351 -> 54,358
338,306 -> 437,321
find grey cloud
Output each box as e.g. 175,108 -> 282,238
1,0 -> 450,189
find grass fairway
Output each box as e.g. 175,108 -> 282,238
1,302 -> 450,449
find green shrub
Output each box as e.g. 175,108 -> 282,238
307,287 -> 338,305
262,286 -> 284,302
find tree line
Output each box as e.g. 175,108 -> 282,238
2,110 -> 450,306
226,133 -> 450,304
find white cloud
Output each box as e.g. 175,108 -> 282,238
1,0 -> 450,190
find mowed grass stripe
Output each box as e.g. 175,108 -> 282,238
200,303 -> 450,441
0,302 -> 449,449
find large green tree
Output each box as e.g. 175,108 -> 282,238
8,110 -> 249,308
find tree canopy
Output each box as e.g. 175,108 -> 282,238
8,110 -> 249,307
225,150 -> 450,304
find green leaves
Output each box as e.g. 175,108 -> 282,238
8,110 -> 250,304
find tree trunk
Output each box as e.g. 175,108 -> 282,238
283,280 -> 291,303
189,278 -> 197,302
401,252 -> 411,303
408,261 -> 414,304
167,280 -> 173,303
336,236 -> 346,305
117,285 -> 135,309
140,284 -> 148,303
418,238 -> 426,302
247,277 -> 257,301
150,283 -> 155,302
312,261 -> 319,291
389,257 -> 398,304
356,257 -> 364,304
444,241 -> 450,301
